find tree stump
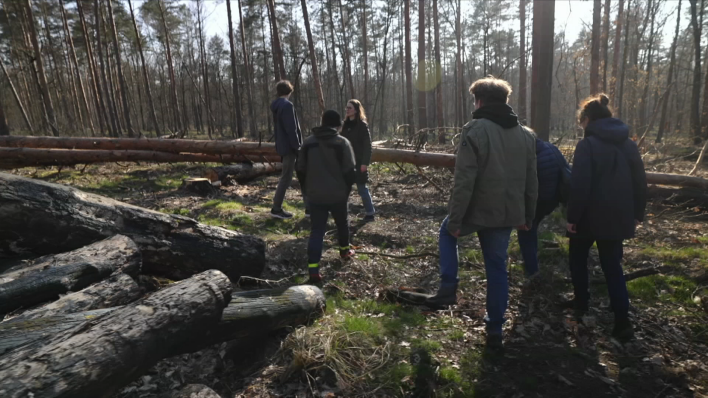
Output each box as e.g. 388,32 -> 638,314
203,162 -> 282,185
181,178 -> 217,196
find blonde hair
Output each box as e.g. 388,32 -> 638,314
468,76 -> 512,104
347,99 -> 367,122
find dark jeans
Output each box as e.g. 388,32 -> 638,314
307,202 -> 350,265
438,216 -> 512,335
569,238 -> 629,319
518,202 -> 557,277
272,153 -> 297,212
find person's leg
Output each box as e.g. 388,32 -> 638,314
357,182 -> 376,216
272,153 -> 296,216
568,237 -> 595,312
331,201 -> 353,257
518,219 -> 540,278
425,216 -> 459,307
306,203 -> 329,280
596,240 -> 629,316
478,227 -> 513,336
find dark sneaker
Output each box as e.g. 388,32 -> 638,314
340,249 -> 355,259
612,317 -> 634,342
424,283 -> 458,309
362,214 -> 375,223
485,334 -> 504,354
561,297 -> 589,316
270,209 -> 293,219
307,274 -> 323,284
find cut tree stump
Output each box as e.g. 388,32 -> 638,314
0,235 -> 141,315
15,273 -> 141,321
181,177 -> 217,196
173,384 -> 221,398
0,173 -> 265,281
0,285 -> 325,358
203,162 -> 283,185
0,269 -> 233,398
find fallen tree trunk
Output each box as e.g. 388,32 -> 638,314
15,273 -> 141,321
0,235 -> 141,315
0,147 -> 281,169
0,269 -> 232,398
0,285 -> 325,358
203,162 -> 283,185
0,172 -> 265,281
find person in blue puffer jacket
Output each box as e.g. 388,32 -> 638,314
517,135 -> 569,279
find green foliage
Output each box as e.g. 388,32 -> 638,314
628,274 -> 698,306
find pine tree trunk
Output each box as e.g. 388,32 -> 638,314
158,0 -> 183,136
0,59 -> 33,132
95,0 -> 121,137
610,0 -> 625,103
434,0 -> 444,142
337,0 -> 356,99
362,0 -> 369,109
690,0 -> 702,140
24,0 -> 59,136
640,3 -> 658,130
237,0 -> 258,138
657,0 -> 682,143
127,0 -> 160,136
226,0 -> 244,138
404,0 -> 415,139
77,0 -> 110,136
266,0 -> 286,80
601,0 -> 611,92
530,0 -> 555,140
455,0 -> 463,127
0,97 -> 9,135
590,0 -> 602,95
196,1 -> 214,139
518,0 -> 527,123
617,0 -> 632,118
300,0 -> 325,113
106,0 -> 134,137
327,1 -> 343,110
417,0 -> 427,131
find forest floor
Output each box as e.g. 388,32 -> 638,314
10,148 -> 708,398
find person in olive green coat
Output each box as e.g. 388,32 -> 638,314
425,77 -> 538,352
342,99 -> 376,222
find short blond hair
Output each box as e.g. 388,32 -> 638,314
469,76 -> 512,104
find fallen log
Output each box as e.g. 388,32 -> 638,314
0,172 -> 265,281
0,285 -> 325,358
0,235 -> 141,315
0,269 -> 233,398
0,147 -> 281,169
203,162 -> 283,185
15,273 -> 141,321
173,384 -> 221,398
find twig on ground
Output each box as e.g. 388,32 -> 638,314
358,250 -> 439,259
415,165 -> 446,194
237,275 -> 295,287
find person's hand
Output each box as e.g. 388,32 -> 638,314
451,230 -> 461,238
361,165 -> 368,172
566,223 -> 577,234
517,224 -> 530,231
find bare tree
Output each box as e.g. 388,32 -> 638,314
128,0 -> 160,136
237,0 -> 258,138
601,0 -> 611,92
417,0 -> 427,130
689,0 -> 702,140
266,0 -> 286,80
610,0 -> 625,102
531,0 -> 555,140
518,0 -> 527,122
433,0 -> 444,142
107,0 -> 134,137
338,0 -> 356,99
590,0 -> 602,95
362,0 -> 369,109
404,0 -> 415,137
226,0 -> 244,137
158,0 -> 183,135
656,0 -> 682,143
301,0 -> 325,112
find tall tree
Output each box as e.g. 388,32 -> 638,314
301,0 -> 325,112
157,0 -> 183,135
617,0 -> 632,118
237,0 -> 257,138
196,1 -> 213,139
107,0 -> 134,137
530,0 -> 555,140
0,58 -> 33,132
657,0 -> 682,143
590,0 -> 602,95
455,0 -> 463,126
362,0 -> 369,109
95,0 -> 120,136
338,0 -> 355,99
518,0 -> 527,122
266,0 -> 286,80
601,0 -> 611,92
609,0 -> 625,102
433,0 -> 444,142
404,0 -> 415,137
689,0 -> 702,140
226,0 -> 244,137
24,0 -> 59,136
417,0 -> 427,130
128,0 -> 160,136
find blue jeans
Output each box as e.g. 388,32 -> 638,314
356,183 -> 375,215
439,217 -> 512,335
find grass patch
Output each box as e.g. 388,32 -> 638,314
343,315 -> 384,338
449,329 -> 465,341
628,274 -> 698,306
640,246 -> 708,266
412,339 -> 443,352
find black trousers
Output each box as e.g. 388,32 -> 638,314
307,201 -> 350,265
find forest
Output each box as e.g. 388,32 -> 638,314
0,0 -> 708,397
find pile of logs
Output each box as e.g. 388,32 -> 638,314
0,136 -> 706,189
0,174 -> 326,397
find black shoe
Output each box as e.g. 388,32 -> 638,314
362,214 -> 375,223
612,317 -> 634,342
270,209 -> 293,219
424,283 -> 457,309
561,297 -> 589,316
485,334 -> 504,354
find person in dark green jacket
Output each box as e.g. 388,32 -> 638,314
342,99 -> 375,222
425,77 -> 538,352
297,110 -> 357,283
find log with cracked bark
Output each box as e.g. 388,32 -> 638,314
0,285 -> 325,358
0,235 -> 141,315
0,172 -> 265,281
0,269 -> 233,398
203,162 -> 283,185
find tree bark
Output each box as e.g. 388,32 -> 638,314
455,0 -> 463,127
433,0 -> 444,142
0,97 -> 9,135
590,0 -> 602,95
301,0 -> 325,113
107,0 -> 134,138
617,0 -> 632,118
362,0 -> 369,109
518,0 -> 527,123
226,0 -> 245,138
689,0 -> 702,140
196,1 -> 214,140
0,173 -> 265,281
127,0 -> 160,137
530,0 -> 555,140
237,0 -> 258,138
655,4 -> 680,142
0,270 -> 232,398
0,58 -> 33,132
15,273 -> 141,321
337,0 -> 355,99
417,0 -> 427,131
203,162 -> 283,185
601,0 -> 611,92
266,0 -> 287,80
95,0 -> 121,137
404,0 -> 415,138
158,0 -> 184,135
24,0 -> 59,136
610,0 -> 625,103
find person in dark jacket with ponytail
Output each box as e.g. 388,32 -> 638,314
517,137 -> 569,279
566,94 -> 647,341
342,99 -> 376,222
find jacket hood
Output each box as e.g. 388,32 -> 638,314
585,118 -> 629,143
472,103 -> 519,129
311,126 -> 339,139
271,97 -> 288,113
